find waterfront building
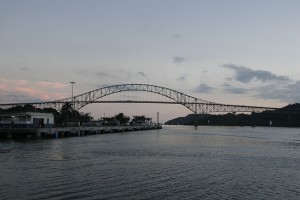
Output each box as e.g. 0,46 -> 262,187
0,112 -> 54,128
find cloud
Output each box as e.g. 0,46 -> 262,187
136,26 -> 165,34
221,64 -> 300,102
96,71 -> 109,77
172,34 -> 182,39
13,79 -> 28,87
0,78 -> 68,102
222,83 -> 247,94
177,76 -> 186,82
194,83 -> 214,93
138,72 -> 147,77
255,81 -> 300,103
177,74 -> 190,82
37,81 -> 68,89
227,87 -> 247,94
222,83 -> 231,87
96,83 -> 111,88
0,81 -> 9,92
76,70 -> 88,75
14,87 -> 52,100
173,56 -> 187,65
0,94 -> 42,103
223,64 -> 291,83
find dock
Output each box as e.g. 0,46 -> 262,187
0,125 -> 162,139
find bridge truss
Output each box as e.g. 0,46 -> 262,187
0,84 -> 277,113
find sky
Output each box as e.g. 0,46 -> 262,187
1,0 -> 300,122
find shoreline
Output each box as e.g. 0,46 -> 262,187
0,125 -> 162,139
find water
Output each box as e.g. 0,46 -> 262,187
1,126 -> 300,200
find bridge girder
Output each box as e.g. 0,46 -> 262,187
0,84 -> 276,113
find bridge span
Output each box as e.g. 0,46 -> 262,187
0,84 -> 277,113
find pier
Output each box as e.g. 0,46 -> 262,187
0,125 -> 162,139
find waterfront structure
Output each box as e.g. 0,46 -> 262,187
0,124 -> 162,139
0,112 -> 54,128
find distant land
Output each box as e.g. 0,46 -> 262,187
165,103 -> 300,127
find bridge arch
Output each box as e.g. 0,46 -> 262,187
0,84 -> 276,113
56,84 -> 274,113
58,84 -> 213,113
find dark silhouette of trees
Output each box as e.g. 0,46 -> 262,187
1,104 -> 154,126
0,103 -> 93,125
80,112 -> 93,123
59,102 -> 93,123
114,113 -> 130,125
130,115 -> 151,125
102,113 -> 130,126
166,103 -> 300,127
101,114 -> 151,126
60,102 -> 73,121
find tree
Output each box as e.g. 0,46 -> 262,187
60,102 -> 73,121
115,113 -> 130,125
22,104 -> 36,112
131,115 -> 147,125
59,102 -> 94,124
79,112 -> 93,122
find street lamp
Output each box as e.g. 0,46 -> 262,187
70,81 -> 75,110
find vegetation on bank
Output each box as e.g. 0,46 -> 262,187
165,103 -> 300,127
0,103 -> 92,125
100,113 -> 152,126
0,103 -> 152,126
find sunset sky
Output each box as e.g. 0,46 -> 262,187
1,0 -> 300,122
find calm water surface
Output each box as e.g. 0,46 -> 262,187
1,126 -> 300,200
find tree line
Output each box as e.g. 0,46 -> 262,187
165,103 -> 300,127
102,113 -> 152,126
0,103 -> 92,125
0,103 -> 152,126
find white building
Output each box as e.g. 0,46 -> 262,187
0,112 -> 54,128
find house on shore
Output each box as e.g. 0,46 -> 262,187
0,112 -> 54,128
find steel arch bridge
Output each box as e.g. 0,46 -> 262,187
0,84 -> 277,113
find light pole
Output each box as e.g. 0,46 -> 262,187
70,81 -> 75,110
